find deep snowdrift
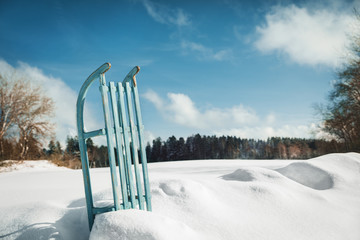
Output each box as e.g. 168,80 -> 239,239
0,153 -> 359,240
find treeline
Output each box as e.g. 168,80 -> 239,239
0,138 -> 46,161
36,134 -> 347,169
145,134 -> 344,161
43,137 -> 109,169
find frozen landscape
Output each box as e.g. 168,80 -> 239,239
0,153 -> 359,240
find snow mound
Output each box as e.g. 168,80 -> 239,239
0,160 -> 64,172
221,167 -> 282,182
154,179 -> 210,199
222,169 -> 255,181
151,178 -> 221,215
90,210 -> 202,240
276,162 -> 334,190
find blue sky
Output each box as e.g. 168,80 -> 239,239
0,0 -> 358,145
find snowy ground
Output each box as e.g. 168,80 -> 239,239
0,153 -> 359,240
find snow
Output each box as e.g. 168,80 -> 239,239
0,153 -> 360,240
0,160 -> 66,173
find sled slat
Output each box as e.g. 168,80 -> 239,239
109,82 -> 129,209
118,83 -> 137,208
132,84 -> 152,211
99,74 -> 121,212
124,81 -> 145,210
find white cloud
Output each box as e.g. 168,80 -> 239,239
143,89 -> 258,129
254,4 -> 354,67
309,122 -> 336,140
143,90 -> 201,128
144,89 -> 317,139
142,0 -> 191,27
0,60 -> 100,146
266,113 -> 276,125
181,40 -> 233,61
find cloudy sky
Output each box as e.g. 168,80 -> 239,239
0,0 -> 358,145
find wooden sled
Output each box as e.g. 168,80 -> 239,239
76,63 -> 151,229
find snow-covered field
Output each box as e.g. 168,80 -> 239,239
0,153 -> 359,240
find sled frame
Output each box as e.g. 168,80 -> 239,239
76,63 -> 151,230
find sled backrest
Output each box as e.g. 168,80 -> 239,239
76,63 -> 151,230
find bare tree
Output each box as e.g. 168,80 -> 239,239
16,86 -> 54,159
319,11 -> 360,151
0,73 -> 27,156
0,71 -> 54,160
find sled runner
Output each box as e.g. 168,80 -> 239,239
76,63 -> 151,230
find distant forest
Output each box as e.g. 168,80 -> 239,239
43,134 -> 346,169
145,134 -> 343,161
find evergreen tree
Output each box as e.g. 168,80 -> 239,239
65,136 -> 80,156
150,137 -> 162,162
177,137 -> 188,160
145,142 -> 152,162
166,136 -> 178,161
47,140 -> 56,156
193,134 -> 203,159
55,141 -> 62,154
86,138 -> 95,167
